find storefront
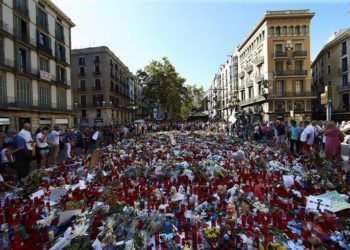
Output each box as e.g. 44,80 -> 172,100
39,119 -> 52,127
55,118 -> 69,129
95,118 -> 103,127
0,118 -> 10,132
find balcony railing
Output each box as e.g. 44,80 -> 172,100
13,0 -> 29,17
336,83 -> 350,91
92,86 -> 102,91
0,57 -> 14,68
55,31 -> 64,43
274,70 -> 307,77
77,87 -> 86,91
15,64 -> 38,76
255,75 -> 264,83
246,80 -> 253,87
253,56 -> 264,66
77,72 -> 86,77
55,55 -> 67,64
56,78 -> 70,86
338,67 -> 348,74
269,91 -> 315,98
239,71 -> 245,79
14,30 -> 35,46
245,64 -> 253,73
273,51 -> 287,58
293,51 -> 307,57
37,43 -> 52,56
93,71 -> 101,76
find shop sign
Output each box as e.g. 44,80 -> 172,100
39,119 -> 52,125
40,70 -> 51,81
94,118 -> 103,125
55,119 -> 69,124
0,118 -> 10,125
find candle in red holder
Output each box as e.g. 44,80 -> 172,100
154,231 -> 159,246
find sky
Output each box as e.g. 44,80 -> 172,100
53,0 -> 350,89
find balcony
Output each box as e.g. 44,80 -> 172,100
338,67 -> 348,75
13,0 -> 29,17
245,64 -> 253,73
77,72 -> 86,77
93,70 -> 101,76
77,87 -> 86,92
336,83 -> 350,92
15,64 -> 37,77
239,71 -> 245,79
92,86 -> 102,91
246,80 -> 253,87
253,56 -> 264,66
274,70 -> 307,77
273,51 -> 287,58
255,75 -> 264,83
269,91 -> 316,98
94,58 -> 100,64
37,43 -> 52,56
293,51 -> 307,57
14,30 -> 35,46
56,78 -> 70,86
55,31 -> 64,44
55,55 -> 67,64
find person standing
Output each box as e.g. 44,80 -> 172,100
275,120 -> 286,148
288,120 -> 301,156
36,127 -> 49,168
18,123 -> 34,160
64,129 -> 74,160
324,122 -> 344,162
48,126 -> 61,165
300,121 -> 315,153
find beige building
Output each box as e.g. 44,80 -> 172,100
0,0 -> 75,132
312,28 -> 350,120
237,10 -> 315,122
71,46 -> 135,127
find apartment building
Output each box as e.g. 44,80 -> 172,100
71,46 -> 134,127
312,28 -> 350,120
237,10 -> 315,122
0,0 -> 75,131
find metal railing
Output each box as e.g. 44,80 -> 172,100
77,87 -> 86,91
55,55 -> 67,64
0,96 -> 73,111
15,64 -> 38,76
274,70 -> 307,77
293,51 -> 307,57
246,80 -> 253,87
336,83 -> 350,91
273,51 -> 287,58
245,64 -> 253,73
92,86 -> 102,91
253,56 -> 264,66
14,30 -> 35,46
77,72 -> 86,77
269,91 -> 315,98
338,67 -> 348,74
37,42 -> 52,55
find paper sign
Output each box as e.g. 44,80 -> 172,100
50,188 -> 67,203
30,189 -> 45,200
58,210 -> 81,226
318,191 -> 350,213
283,175 -> 294,188
92,131 -> 99,141
306,196 -> 331,212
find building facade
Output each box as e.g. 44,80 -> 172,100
0,0 -> 75,132
312,28 -> 350,121
238,10 -> 315,122
71,46 -> 134,127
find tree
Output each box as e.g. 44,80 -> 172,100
181,85 -> 205,119
136,57 -> 189,120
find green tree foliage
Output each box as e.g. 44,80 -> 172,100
137,57 -> 189,120
181,85 -> 206,119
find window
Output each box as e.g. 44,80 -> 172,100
95,79 -> 101,89
57,88 -> 66,110
82,110 -> 86,118
96,109 -> 101,117
294,60 -> 303,71
295,43 -> 302,51
295,26 -> 300,35
79,67 -> 85,75
39,58 -> 49,72
241,91 -> 245,101
274,80 -> 285,95
341,57 -> 348,72
342,74 -> 348,86
93,94 -> 103,106
55,42 -> 66,62
342,94 -> 350,112
341,41 -> 347,56
80,95 -> 86,107
56,65 -> 67,84
78,57 -> 85,65
14,16 -> 28,41
55,22 -> 64,42
14,0 -> 27,14
248,88 -> 253,99
0,76 -> 4,103
281,26 -> 287,35
294,101 -> 305,111
16,48 -> 28,73
288,26 -> 294,35
275,27 -> 281,36
275,44 -> 283,52
327,51 -> 331,59
37,32 -> 51,49
328,81 -> 332,87
94,55 -> 100,63
327,65 -> 331,75
16,79 -> 30,106
95,65 -> 100,73
38,83 -> 50,108
37,8 -> 47,30
293,80 -> 304,93
275,61 -> 284,71
79,80 -> 85,90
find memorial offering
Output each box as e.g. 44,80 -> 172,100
0,131 -> 349,249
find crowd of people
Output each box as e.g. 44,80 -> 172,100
0,119 -> 348,190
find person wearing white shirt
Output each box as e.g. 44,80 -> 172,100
300,121 -> 315,153
36,127 -> 49,168
48,126 -> 61,165
18,123 -> 34,151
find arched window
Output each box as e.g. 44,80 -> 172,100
275,26 -> 281,36
269,27 -> 275,36
282,26 -> 287,35
295,26 -> 300,35
301,25 -> 306,35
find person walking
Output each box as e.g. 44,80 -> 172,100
275,120 -> 286,148
324,122 -> 344,162
18,123 -> 34,161
288,120 -> 301,156
64,129 -> 75,160
36,127 -> 49,168
300,121 -> 315,153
